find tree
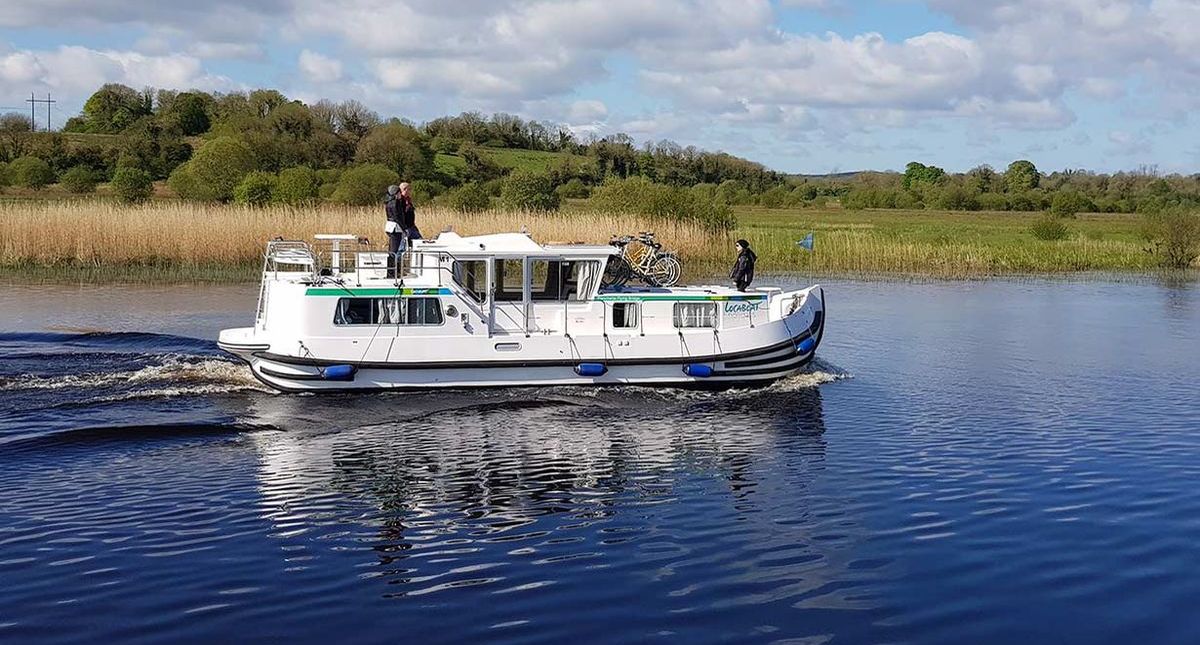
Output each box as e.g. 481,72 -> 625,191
355,122 -> 434,180
234,171 -> 277,206
159,91 -> 211,136
179,136 -> 255,201
1005,160 -> 1040,192
60,166 -> 98,193
119,120 -> 192,178
902,161 -> 946,190
111,166 -> 154,204
77,83 -> 151,133
500,170 -> 560,211
0,112 -> 33,161
248,89 -> 288,118
9,156 -> 54,189
966,164 -> 996,193
274,166 -> 320,205
334,100 -> 381,141
331,164 -> 398,205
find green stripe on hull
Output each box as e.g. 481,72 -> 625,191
596,294 -> 767,302
306,287 -> 452,297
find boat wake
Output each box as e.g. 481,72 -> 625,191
0,355 -> 272,397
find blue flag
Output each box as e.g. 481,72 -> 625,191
796,232 -> 814,252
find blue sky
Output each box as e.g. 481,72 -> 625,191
2,0 -> 1198,174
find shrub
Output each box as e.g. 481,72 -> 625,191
409,179 -> 445,203
555,177 -> 590,199
273,166 -> 320,205
354,122 -> 434,179
757,184 -> 793,209
315,168 -> 342,186
931,185 -> 981,211
234,171 -> 277,206
1141,207 -> 1200,269
331,164 -> 399,205
1007,191 -> 1040,212
500,170 -> 560,211
1030,214 -> 1069,241
9,156 -> 55,189
167,164 -> 202,200
1050,191 -> 1094,218
185,136 -> 255,201
442,182 -> 491,212
60,166 -> 98,194
589,176 -> 735,231
0,161 -> 9,188
111,166 -> 154,204
318,182 -> 338,200
977,192 -> 1009,211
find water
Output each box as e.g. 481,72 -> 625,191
1,278 -> 1198,644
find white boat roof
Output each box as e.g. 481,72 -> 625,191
413,231 -> 616,258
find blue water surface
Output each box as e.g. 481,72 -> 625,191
1,278 -> 1197,644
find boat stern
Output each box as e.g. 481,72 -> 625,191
217,327 -> 269,362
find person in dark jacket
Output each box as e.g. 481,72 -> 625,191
730,239 -> 757,291
398,182 -> 419,239
384,184 -> 404,278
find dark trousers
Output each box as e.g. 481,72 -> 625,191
387,231 -> 405,278
736,278 -> 751,292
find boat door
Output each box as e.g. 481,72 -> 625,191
528,259 -> 605,358
490,258 -> 529,335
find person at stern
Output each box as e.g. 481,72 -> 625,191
730,239 -> 757,292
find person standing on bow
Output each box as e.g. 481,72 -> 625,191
384,184 -> 405,278
398,182 -> 420,241
729,239 -> 757,292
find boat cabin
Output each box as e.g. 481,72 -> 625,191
257,231 -> 776,347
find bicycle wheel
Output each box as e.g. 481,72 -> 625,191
601,255 -> 632,288
657,254 -> 682,286
645,254 -> 681,287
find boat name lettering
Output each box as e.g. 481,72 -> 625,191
724,301 -> 761,314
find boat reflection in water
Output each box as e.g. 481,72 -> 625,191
238,378 -> 884,628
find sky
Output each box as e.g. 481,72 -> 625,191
1,0 -> 1198,175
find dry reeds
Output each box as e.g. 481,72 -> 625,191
0,200 -> 724,271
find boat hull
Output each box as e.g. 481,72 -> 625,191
219,292 -> 825,393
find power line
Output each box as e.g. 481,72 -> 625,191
27,92 -> 56,131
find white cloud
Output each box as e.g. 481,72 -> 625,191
0,44 -> 230,97
298,49 -> 343,83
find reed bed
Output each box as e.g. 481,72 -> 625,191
0,200 -> 724,277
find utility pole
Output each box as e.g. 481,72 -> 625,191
26,92 -> 56,131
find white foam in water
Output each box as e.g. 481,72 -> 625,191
6,355 -> 272,396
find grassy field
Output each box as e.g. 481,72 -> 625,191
0,199 -> 1177,283
435,148 -> 594,176
735,207 -> 1158,276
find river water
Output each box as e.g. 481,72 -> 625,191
1,278 -> 1198,644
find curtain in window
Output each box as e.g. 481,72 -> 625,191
575,261 -> 600,300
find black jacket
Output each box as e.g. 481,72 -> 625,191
385,196 -> 416,230
730,248 -> 757,285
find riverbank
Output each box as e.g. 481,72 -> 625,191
0,200 -> 1179,283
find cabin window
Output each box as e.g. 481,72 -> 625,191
673,302 -> 716,328
333,298 -> 445,326
612,302 -> 639,329
530,260 -> 603,301
452,260 -> 487,303
494,259 -> 524,302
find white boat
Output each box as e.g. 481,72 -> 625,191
218,231 -> 825,392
